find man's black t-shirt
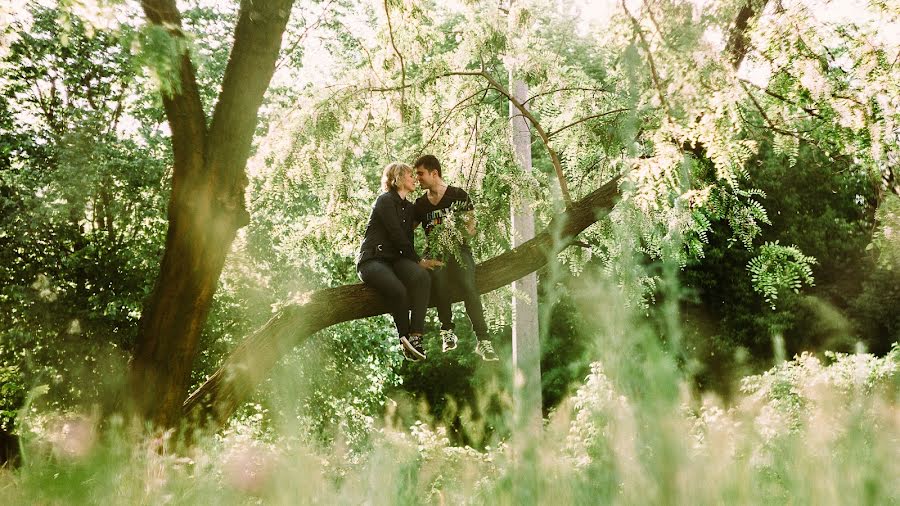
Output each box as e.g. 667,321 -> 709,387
414,185 -> 473,256
414,185 -> 473,235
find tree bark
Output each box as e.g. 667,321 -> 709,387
725,0 -> 769,70
182,175 -> 622,429
128,0 -> 293,428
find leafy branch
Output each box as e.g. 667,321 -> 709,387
748,241 -> 816,309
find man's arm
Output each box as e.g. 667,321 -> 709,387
463,210 -> 476,237
411,218 -> 442,269
458,188 -> 476,237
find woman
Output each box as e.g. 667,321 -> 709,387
357,162 -> 442,361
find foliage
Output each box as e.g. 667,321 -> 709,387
3,338 -> 897,504
738,344 -> 899,435
0,4 -> 169,434
0,4 -> 898,502
747,241 -> 816,308
850,194 -> 900,353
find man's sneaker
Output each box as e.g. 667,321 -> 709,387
400,340 -> 419,361
440,329 -> 458,353
400,334 -> 427,361
475,339 -> 499,362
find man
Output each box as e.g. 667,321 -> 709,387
413,154 -> 499,361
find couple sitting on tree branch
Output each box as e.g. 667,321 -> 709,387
356,155 -> 499,363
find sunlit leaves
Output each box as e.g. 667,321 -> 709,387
747,240 -> 816,309
133,24 -> 188,98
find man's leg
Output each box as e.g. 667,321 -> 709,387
452,247 -> 498,361
429,262 -> 455,331
430,261 -> 459,352
453,248 -> 490,340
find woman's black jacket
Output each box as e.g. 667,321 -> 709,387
357,190 -> 420,267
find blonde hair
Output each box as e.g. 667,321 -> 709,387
381,162 -> 412,192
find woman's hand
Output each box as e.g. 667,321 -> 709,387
419,258 -> 444,270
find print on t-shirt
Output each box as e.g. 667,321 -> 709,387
414,185 -> 474,259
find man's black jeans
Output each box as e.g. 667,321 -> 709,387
431,246 -> 489,340
358,257 -> 430,337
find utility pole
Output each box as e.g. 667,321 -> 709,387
508,3 -> 542,436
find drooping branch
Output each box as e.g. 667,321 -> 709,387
276,0 -> 337,71
547,108 -> 631,138
383,0 -> 407,118
622,0 -> 672,122
183,174 -> 622,428
468,70 -> 573,205
417,87 -> 491,158
362,68 -> 574,204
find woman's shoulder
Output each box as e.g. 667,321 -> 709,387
375,191 -> 395,204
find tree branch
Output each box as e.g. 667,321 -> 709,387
206,0 -> 294,229
738,78 -> 823,119
140,0 -> 208,197
547,108 -> 631,138
383,0 -> 407,119
469,70 -> 573,205
726,0 -> 769,70
523,86 -> 612,105
183,174 -> 622,428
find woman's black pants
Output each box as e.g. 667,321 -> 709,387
358,258 -> 430,337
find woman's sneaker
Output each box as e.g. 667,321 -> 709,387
400,339 -> 419,361
440,329 -> 458,352
475,339 -> 499,361
401,334 -> 427,361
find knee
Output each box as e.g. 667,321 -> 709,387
459,271 -> 477,292
384,282 -> 408,301
413,266 -> 431,289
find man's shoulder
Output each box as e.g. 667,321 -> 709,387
448,185 -> 473,205
447,185 -> 468,197
413,192 -> 429,207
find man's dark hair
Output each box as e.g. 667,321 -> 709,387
413,154 -> 441,177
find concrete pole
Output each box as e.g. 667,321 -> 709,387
510,76 -> 543,434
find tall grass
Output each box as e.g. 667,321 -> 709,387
3,267 -> 898,505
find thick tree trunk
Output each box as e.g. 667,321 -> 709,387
182,175 -> 622,428
128,0 -> 293,428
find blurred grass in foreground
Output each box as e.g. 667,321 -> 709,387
2,271 -> 898,505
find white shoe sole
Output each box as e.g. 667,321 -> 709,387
400,336 -> 427,361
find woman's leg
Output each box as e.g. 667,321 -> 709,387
358,259 -> 410,337
392,258 -> 431,335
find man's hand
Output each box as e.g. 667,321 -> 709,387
419,258 -> 445,270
